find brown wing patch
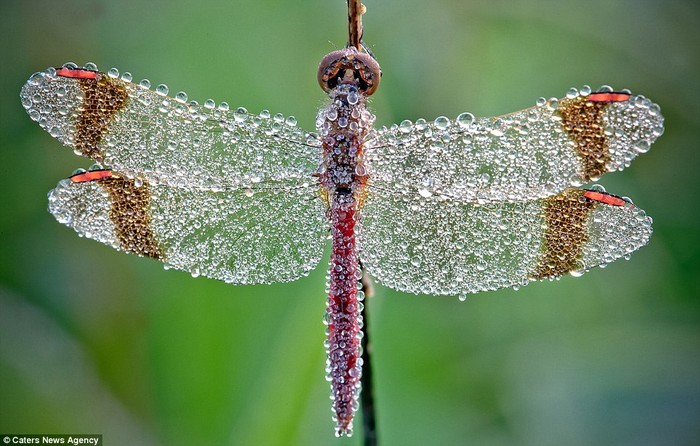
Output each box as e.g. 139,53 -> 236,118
98,176 -> 164,260
559,96 -> 611,181
531,189 -> 596,279
75,76 -> 128,161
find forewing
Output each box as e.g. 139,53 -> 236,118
20,64 -> 320,190
366,89 -> 663,203
359,187 -> 652,296
48,172 -> 327,284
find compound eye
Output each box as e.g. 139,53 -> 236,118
317,48 -> 381,96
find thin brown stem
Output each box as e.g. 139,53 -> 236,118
359,263 -> 377,446
347,0 -> 365,50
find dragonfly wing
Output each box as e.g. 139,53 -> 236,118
366,89 -> 663,203
21,64 -> 320,190
49,171 -> 327,284
359,187 -> 652,296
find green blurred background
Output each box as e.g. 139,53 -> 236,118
1,0 -> 698,445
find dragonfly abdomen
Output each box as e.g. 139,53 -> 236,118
326,190 -> 363,437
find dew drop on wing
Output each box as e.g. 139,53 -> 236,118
434,116 -> 450,130
456,112 -> 474,128
634,140 -> 650,153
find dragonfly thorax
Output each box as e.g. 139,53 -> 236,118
317,82 -> 374,192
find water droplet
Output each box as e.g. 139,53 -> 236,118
84,62 -> 98,71
27,72 -> 43,86
121,72 -> 133,82
418,188 -> 431,198
21,95 -> 33,109
139,79 -> 151,89
155,84 -> 169,96
648,103 -> 661,116
489,120 -> 505,137
569,263 -> 586,277
399,120 -> 412,133
456,112 -> 475,128
234,107 -> 248,122
434,116 -> 450,130
175,91 -> 188,103
633,140 -> 650,153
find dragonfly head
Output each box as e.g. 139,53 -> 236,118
318,48 -> 381,96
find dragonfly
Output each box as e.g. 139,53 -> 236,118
20,18 -> 662,438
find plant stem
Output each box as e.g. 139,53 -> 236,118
360,265 -> 377,446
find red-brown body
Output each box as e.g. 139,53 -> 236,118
317,48 -> 380,437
